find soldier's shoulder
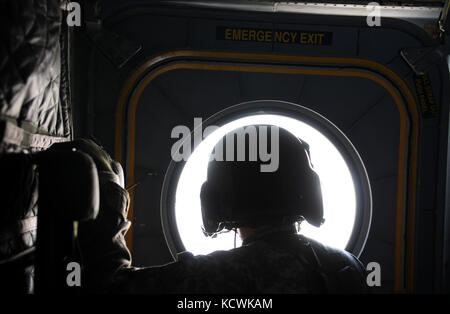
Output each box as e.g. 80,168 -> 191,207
302,236 -> 365,271
301,236 -> 368,292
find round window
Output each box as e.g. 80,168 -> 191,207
161,100 -> 372,258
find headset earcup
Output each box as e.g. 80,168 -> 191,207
304,171 -> 324,227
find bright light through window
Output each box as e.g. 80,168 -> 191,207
175,114 -> 356,256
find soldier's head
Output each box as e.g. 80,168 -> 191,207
200,125 -> 324,240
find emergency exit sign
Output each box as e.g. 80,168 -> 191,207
216,26 -> 333,46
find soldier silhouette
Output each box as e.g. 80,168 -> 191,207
56,126 -> 367,293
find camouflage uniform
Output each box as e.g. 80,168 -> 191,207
78,179 -> 367,294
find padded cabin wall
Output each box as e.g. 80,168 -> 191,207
0,0 -> 71,293
0,0 -> 71,152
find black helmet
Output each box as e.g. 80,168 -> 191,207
200,125 -> 324,236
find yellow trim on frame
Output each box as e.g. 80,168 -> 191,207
115,50 -> 419,293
